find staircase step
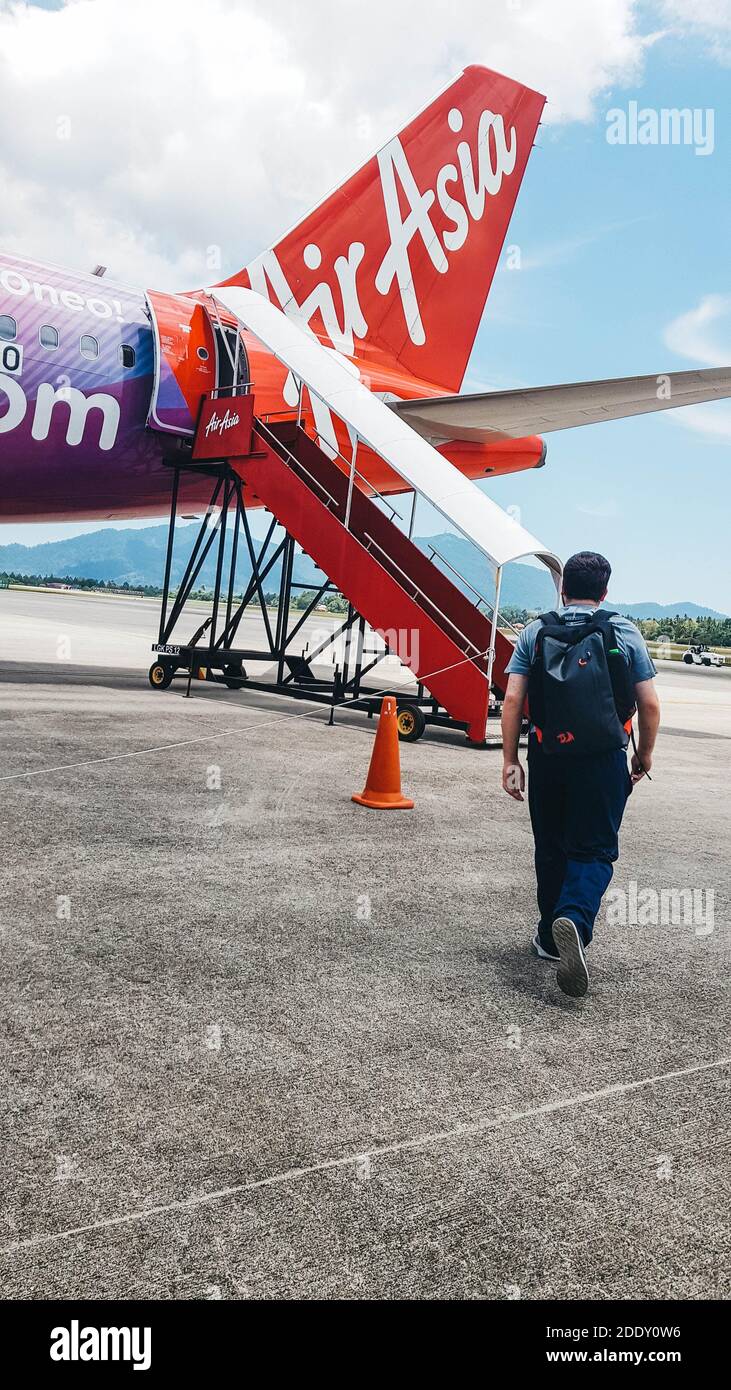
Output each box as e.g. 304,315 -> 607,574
230,421 -> 515,741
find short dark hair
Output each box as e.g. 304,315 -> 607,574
562,551 -> 611,601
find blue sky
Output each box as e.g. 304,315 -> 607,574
478,22 -> 730,609
1,1 -> 729,609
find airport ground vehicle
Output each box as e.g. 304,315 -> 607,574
683,645 -> 725,667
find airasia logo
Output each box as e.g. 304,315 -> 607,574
247,105 -> 517,355
204,407 -> 240,438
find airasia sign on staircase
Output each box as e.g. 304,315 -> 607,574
193,393 -> 255,460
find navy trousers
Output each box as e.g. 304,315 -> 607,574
527,734 -> 632,948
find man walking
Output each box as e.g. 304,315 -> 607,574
501,551 -> 660,997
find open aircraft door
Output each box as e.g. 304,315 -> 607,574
144,290 -> 249,437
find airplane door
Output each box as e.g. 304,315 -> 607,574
145,289 -> 215,435
212,324 -> 250,395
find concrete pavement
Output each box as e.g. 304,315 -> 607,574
0,590 -> 729,1299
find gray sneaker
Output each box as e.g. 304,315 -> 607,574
552,917 -> 589,998
530,932 -> 559,961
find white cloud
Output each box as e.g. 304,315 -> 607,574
663,294 -> 731,441
666,403 -> 731,439
516,216 -> 649,271
576,499 -> 620,517
656,1 -> 731,64
664,294 -> 731,365
0,0 -> 653,289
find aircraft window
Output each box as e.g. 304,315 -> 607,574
80,334 -> 99,359
119,343 -> 135,368
0,315 -> 17,341
197,346 -> 209,360
40,324 -> 59,350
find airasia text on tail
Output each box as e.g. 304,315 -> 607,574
247,106 -> 518,354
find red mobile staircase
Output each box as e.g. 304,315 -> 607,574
226,417 -> 514,743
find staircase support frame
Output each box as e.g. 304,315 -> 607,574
150,455 -> 501,745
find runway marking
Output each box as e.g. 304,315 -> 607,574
4,1054 -> 729,1258
661,698 -> 731,706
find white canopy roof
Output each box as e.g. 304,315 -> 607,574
208,286 -> 562,585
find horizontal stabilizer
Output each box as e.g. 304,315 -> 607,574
391,366 -> 731,442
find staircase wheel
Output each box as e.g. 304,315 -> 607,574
223,662 -> 248,690
397,703 -> 426,742
149,660 -> 175,690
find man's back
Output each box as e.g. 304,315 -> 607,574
507,605 -> 656,685
500,553 -> 661,998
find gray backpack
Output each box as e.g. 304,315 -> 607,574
527,610 -> 636,755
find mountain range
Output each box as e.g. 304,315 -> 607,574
0,523 -> 726,618
606,600 -> 727,620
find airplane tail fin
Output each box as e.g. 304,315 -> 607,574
215,65 -> 545,392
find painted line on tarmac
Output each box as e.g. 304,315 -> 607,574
0,705 -> 339,783
4,1053 -> 729,1258
0,648 -> 488,783
662,698 -> 731,706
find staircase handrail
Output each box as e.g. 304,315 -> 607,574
361,530 -> 486,666
251,417 -> 487,672
426,544 -> 523,640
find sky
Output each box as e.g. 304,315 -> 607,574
0,0 -> 729,608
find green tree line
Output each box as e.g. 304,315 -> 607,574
0,571 -> 164,597
627,615 -> 731,648
4,573 -> 727,645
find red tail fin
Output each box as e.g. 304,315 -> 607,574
216,65 -> 544,392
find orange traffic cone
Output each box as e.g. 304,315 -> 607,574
352,696 -> 414,810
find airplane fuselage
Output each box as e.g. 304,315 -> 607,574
0,252 -> 544,522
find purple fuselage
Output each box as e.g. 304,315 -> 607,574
0,253 -> 212,520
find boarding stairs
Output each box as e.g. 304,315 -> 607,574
153,288 -> 560,740
222,416 -> 514,743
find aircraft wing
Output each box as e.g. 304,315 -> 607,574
391,366 -> 731,442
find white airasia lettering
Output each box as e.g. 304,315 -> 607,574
204,407 -> 240,438
248,105 -> 517,354
375,136 -> 448,346
248,242 -> 367,355
244,104 -> 518,441
456,109 -> 517,218
436,163 -> 470,252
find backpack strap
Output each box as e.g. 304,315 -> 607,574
590,608 -> 618,627
527,616 -> 556,735
592,611 -> 637,725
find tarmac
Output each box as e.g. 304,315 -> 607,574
0,588 -> 729,1300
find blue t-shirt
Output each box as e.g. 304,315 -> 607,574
505,605 -> 657,683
